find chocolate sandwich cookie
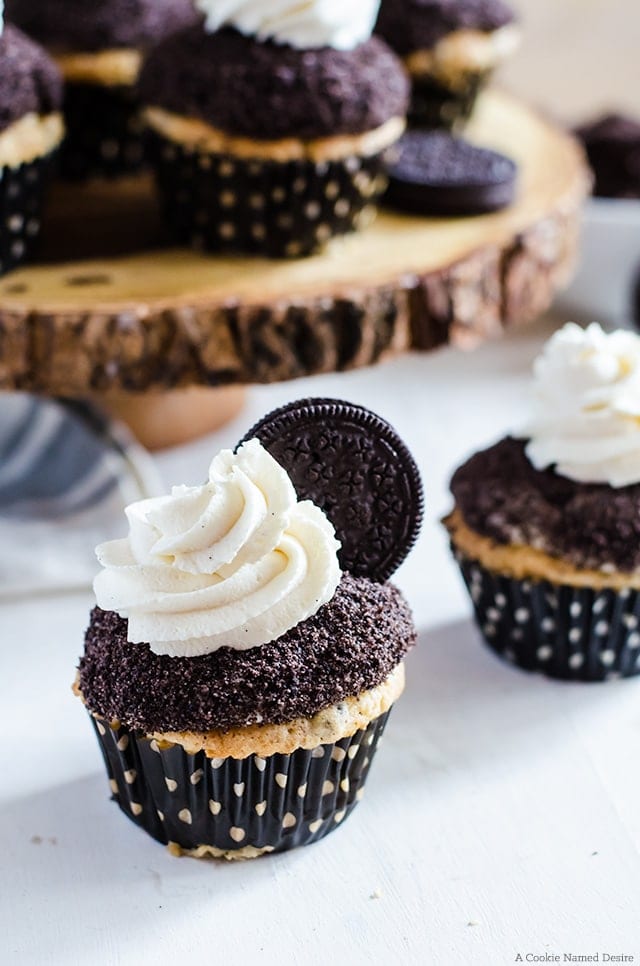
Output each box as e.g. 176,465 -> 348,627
375,0 -> 520,129
385,131 -> 517,216
139,26 -> 409,257
243,398 -> 424,581
76,398 -> 421,858
7,0 -> 198,181
0,26 -> 63,275
575,113 -> 640,199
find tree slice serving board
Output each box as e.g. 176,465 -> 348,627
0,91 -> 590,395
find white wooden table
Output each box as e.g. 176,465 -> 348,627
3,315 -> 640,966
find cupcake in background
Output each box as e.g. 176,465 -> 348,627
445,323 -> 640,681
6,0 -> 198,181
0,16 -> 63,275
138,1 -> 409,257
75,399 -> 423,858
375,0 -> 520,129
574,114 -> 640,200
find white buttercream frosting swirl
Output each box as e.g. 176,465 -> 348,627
94,439 -> 341,657
194,0 -> 380,50
526,322 -> 640,488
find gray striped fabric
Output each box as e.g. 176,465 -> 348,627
0,394 -> 162,596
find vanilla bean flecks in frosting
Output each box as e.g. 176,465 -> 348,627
194,0 -> 381,50
526,323 -> 640,488
93,439 -> 341,657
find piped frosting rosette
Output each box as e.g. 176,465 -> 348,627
194,0 -> 381,50
94,439 -> 341,657
526,322 -> 640,488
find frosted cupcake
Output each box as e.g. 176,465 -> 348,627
375,0 -> 520,129
138,1 -> 409,257
76,399 -> 422,858
446,323 -> 640,681
0,18 -> 63,274
6,0 -> 197,180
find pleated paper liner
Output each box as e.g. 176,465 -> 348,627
60,83 -> 146,181
146,130 -> 390,258
0,147 -> 58,277
408,71 -> 490,130
453,549 -> 640,681
90,709 -> 391,858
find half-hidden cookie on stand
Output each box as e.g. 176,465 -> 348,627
375,0 -> 520,130
138,1 -> 409,257
385,130 -> 518,216
445,323 -> 640,681
75,400 -> 423,858
6,0 -> 198,180
0,22 -> 63,275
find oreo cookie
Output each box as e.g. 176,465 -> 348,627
242,399 -> 424,583
385,131 -> 518,216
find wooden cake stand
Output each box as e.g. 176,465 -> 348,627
0,91 -> 590,448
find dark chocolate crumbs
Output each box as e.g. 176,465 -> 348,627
451,436 -> 640,574
375,0 -> 516,56
0,26 -> 62,134
79,574 -> 416,733
6,0 -> 199,53
138,26 -> 409,140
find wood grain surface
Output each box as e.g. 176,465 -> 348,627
0,92 -> 589,394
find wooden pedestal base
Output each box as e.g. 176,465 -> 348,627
94,385 -> 246,450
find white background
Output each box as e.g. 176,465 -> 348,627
3,316 -> 640,966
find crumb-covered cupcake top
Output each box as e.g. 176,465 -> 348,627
81,398 -> 422,731
138,26 -> 409,140
80,574 -> 416,732
195,0 -> 380,50
451,436 -> 640,574
450,324 -> 640,574
94,439 -> 341,658
375,0 -> 516,55
5,0 -> 198,53
0,25 -> 63,133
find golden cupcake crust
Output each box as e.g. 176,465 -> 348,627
445,508 -> 640,590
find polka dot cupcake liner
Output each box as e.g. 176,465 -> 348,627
454,551 -> 640,681
408,71 -> 490,130
146,131 -> 390,258
89,709 -> 391,858
0,147 -> 58,277
60,83 -> 146,181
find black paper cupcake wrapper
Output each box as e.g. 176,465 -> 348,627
90,709 -> 391,856
146,130 -> 390,258
454,549 -> 640,681
408,70 -> 490,130
0,147 -> 58,276
60,82 -> 147,181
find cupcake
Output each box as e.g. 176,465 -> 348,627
445,323 -> 640,682
575,114 -> 640,200
6,0 -> 198,181
75,399 -> 423,858
0,21 -> 63,275
375,0 -> 520,129
138,2 -> 409,257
